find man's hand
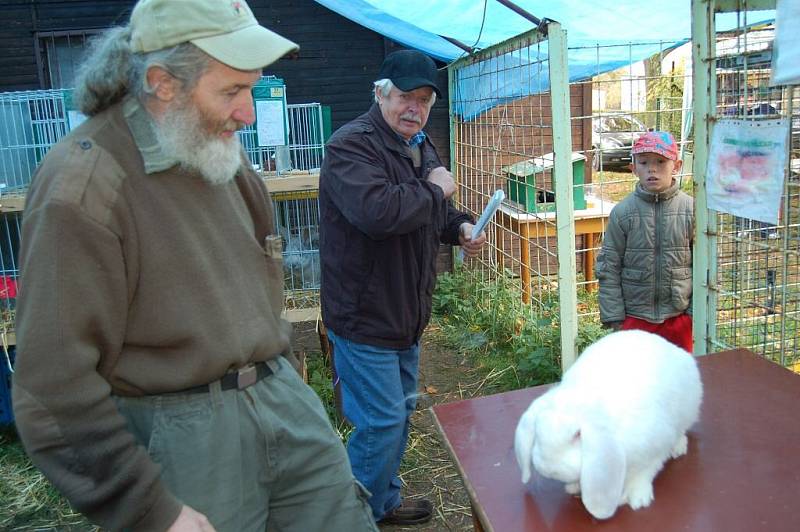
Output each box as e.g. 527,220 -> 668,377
459,223 -> 487,258
427,166 -> 456,199
167,505 -> 216,532
604,321 -> 623,331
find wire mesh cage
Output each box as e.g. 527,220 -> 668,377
572,38 -> 695,317
448,22 -> 701,365
239,101 -> 326,174
273,192 -> 321,311
0,85 -> 327,326
449,23 -> 585,366
0,212 -> 20,331
449,27 -> 577,307
0,90 -> 70,192
692,6 -> 799,370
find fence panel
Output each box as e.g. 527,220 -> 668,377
0,87 -> 326,331
448,23 -> 703,367
574,38 -> 694,321
448,23 -> 579,368
239,101 -> 326,173
0,90 -> 70,192
692,1 -> 798,370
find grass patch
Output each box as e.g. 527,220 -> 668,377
431,267 -> 608,393
591,169 -> 637,203
305,351 -> 352,441
590,169 -> 695,204
0,426 -> 94,531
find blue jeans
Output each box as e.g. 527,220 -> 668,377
327,329 -> 420,520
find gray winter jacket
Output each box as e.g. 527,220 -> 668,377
594,180 -> 694,325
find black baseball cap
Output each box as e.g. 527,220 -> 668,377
377,50 -> 441,97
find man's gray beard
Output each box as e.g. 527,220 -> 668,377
155,103 -> 243,186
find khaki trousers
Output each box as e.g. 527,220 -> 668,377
115,357 -> 377,532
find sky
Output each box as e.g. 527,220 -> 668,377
362,0 -> 775,50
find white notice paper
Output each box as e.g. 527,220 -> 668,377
256,100 -> 286,146
707,118 -> 789,224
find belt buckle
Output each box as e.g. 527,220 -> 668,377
236,365 -> 258,390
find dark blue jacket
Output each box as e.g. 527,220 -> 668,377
319,104 -> 471,348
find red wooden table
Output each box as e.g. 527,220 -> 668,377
431,349 -> 800,531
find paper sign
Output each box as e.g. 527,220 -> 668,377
255,99 -> 286,146
771,0 -> 800,86
707,118 -> 789,224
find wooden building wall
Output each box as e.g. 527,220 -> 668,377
1,0 -> 455,271
0,0 -> 450,165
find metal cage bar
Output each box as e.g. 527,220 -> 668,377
692,0 -> 799,371
0,86 -> 327,327
448,23 -> 578,370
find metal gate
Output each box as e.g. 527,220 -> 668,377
448,22 -> 579,369
692,0 -> 799,370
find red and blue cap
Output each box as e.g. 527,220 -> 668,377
631,131 -> 678,160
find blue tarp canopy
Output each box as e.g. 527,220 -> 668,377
315,1 -> 774,119
313,0 -> 464,61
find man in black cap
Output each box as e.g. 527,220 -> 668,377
319,49 -> 487,525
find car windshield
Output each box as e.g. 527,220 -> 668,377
600,115 -> 645,132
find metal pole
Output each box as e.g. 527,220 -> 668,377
547,21 -> 578,371
494,0 -> 543,27
690,0 -> 718,355
438,35 -> 475,54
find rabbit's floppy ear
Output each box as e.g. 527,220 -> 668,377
579,418 -> 626,520
514,393 -> 551,483
514,401 -> 537,483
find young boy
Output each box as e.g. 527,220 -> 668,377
594,131 -> 695,351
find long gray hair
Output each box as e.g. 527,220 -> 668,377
72,26 -> 212,116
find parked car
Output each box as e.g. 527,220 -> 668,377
592,113 -> 648,171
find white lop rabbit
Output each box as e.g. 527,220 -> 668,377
514,330 -> 702,520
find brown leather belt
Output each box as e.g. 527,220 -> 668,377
181,361 -> 274,394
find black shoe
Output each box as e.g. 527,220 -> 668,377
378,499 -> 433,525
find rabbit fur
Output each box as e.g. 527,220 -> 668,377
514,330 -> 702,520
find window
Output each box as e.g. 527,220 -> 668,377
35,31 -> 100,89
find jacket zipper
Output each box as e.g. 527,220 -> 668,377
654,193 -> 662,316
408,147 -> 427,341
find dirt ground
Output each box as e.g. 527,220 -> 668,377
293,322 -> 478,531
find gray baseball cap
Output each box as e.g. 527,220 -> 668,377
129,0 -> 299,70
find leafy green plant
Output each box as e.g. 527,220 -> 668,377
432,268 -> 608,392
643,56 -> 685,140
305,352 -> 352,441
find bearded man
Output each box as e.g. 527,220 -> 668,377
11,1 -> 377,531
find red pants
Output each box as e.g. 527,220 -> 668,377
622,313 -> 693,352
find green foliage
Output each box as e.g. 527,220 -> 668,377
305,352 -> 352,441
643,57 -> 685,140
432,268 -> 608,392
